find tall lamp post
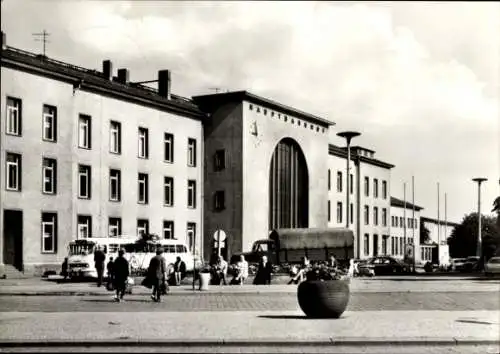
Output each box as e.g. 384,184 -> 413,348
472,178 -> 487,262
337,131 -> 361,256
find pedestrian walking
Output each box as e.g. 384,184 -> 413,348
213,255 -> 228,285
173,256 -> 186,286
147,248 -> 168,302
106,257 -> 114,291
113,249 -> 130,302
94,246 -> 106,287
61,257 -> 68,280
253,255 -> 273,285
234,255 -> 249,285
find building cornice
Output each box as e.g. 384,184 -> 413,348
328,144 -> 395,169
420,216 -> 459,227
390,196 -> 424,211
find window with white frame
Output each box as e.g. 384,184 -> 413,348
164,133 -> 174,163
373,207 -> 379,226
373,179 -> 378,198
6,97 -> 22,136
364,205 -> 369,225
336,171 -> 342,192
336,202 -> 342,223
109,217 -> 121,237
364,234 -> 369,256
164,176 -> 174,206
110,121 -> 121,154
382,208 -> 387,226
109,169 -> 121,201
382,180 -> 387,199
364,176 -> 369,197
327,200 -> 331,222
42,105 -> 57,142
78,114 -> 91,149
187,222 -> 196,253
41,212 -> 57,253
187,180 -> 196,208
214,190 -> 225,211
42,158 -> 57,194
214,149 -> 225,171
163,220 -> 174,239
78,164 -> 91,199
138,127 -> 149,158
137,219 -> 149,237
6,152 -> 22,191
138,173 -> 149,204
188,138 -> 197,167
77,215 -> 92,239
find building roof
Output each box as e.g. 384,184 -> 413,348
269,228 -> 354,249
328,144 -> 395,169
1,45 -> 205,120
192,91 -> 334,127
420,216 -> 460,227
390,196 -> 424,211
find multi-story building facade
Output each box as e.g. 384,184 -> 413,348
390,197 -> 422,262
420,216 -> 458,265
1,33 -> 204,275
328,146 -> 393,259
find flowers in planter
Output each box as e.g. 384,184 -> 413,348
305,262 -> 349,281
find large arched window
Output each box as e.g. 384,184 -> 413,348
269,138 -> 309,230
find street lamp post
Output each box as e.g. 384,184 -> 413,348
337,131 -> 361,255
472,178 -> 487,262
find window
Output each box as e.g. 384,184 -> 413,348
350,203 -> 354,224
109,217 -> 121,237
400,238 -> 403,255
138,173 -> 149,204
382,208 -> 387,226
214,190 -> 225,210
77,215 -> 92,239
328,200 -> 331,222
391,216 -> 395,227
328,169 -> 331,191
408,218 -> 412,229
382,181 -> 387,199
364,234 -> 369,256
6,153 -> 22,191
187,222 -> 196,253
164,133 -> 174,163
373,179 -> 378,198
414,218 -> 417,229
214,149 -> 226,171
188,138 -> 197,167
109,169 -> 121,201
42,105 -> 57,142
364,177 -> 369,197
373,207 -> 379,226
41,212 -> 57,253
138,127 -> 149,158
350,174 -> 353,194
137,219 -> 149,237
187,180 -> 196,208
164,176 -> 174,206
6,97 -> 22,136
336,202 -> 343,223
78,164 -> 91,199
42,158 -> 57,194
337,171 -> 342,192
382,236 -> 388,255
163,220 -> 174,239
395,217 -> 399,227
400,217 -> 404,228
78,114 -> 91,149
364,205 -> 369,225
110,121 -> 121,154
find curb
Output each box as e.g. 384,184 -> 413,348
0,338 -> 498,347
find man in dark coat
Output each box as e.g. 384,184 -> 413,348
113,249 -> 130,302
253,255 -> 273,285
94,246 -> 106,287
148,248 -> 168,302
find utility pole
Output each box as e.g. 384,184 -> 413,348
32,30 -> 50,56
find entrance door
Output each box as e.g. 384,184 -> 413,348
3,210 -> 23,271
373,234 -> 379,257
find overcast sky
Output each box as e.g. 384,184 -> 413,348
2,1 -> 499,223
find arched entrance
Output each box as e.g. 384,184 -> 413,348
269,138 -> 309,230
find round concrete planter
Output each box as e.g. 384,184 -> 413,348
198,272 -> 211,291
297,279 -> 350,318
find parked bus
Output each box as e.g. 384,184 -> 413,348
67,236 -> 198,279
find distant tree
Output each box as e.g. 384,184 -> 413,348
419,221 -> 431,244
447,213 -> 499,260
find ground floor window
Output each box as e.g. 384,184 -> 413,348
41,212 -> 57,253
364,234 -> 369,256
187,222 -> 196,253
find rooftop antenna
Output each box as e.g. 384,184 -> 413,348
32,29 -> 50,56
209,87 -> 221,93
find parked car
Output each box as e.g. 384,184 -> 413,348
449,258 -> 467,272
359,256 -> 410,276
463,256 -> 481,272
484,257 -> 500,276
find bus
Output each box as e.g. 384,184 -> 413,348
67,236 -> 199,279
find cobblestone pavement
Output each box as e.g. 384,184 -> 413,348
0,291 -> 498,312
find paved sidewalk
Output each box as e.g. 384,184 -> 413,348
0,310 -> 499,345
0,276 -> 498,296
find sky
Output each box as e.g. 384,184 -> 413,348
2,0 -> 499,223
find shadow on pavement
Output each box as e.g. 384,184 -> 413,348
456,319 -> 495,325
381,277 -> 500,282
258,315 -> 347,320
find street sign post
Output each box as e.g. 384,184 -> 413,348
213,229 -> 227,257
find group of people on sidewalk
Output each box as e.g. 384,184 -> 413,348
210,254 -> 273,286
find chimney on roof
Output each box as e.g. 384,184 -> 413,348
158,70 -> 171,99
102,60 -> 113,80
1,31 -> 6,50
117,68 -> 129,84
